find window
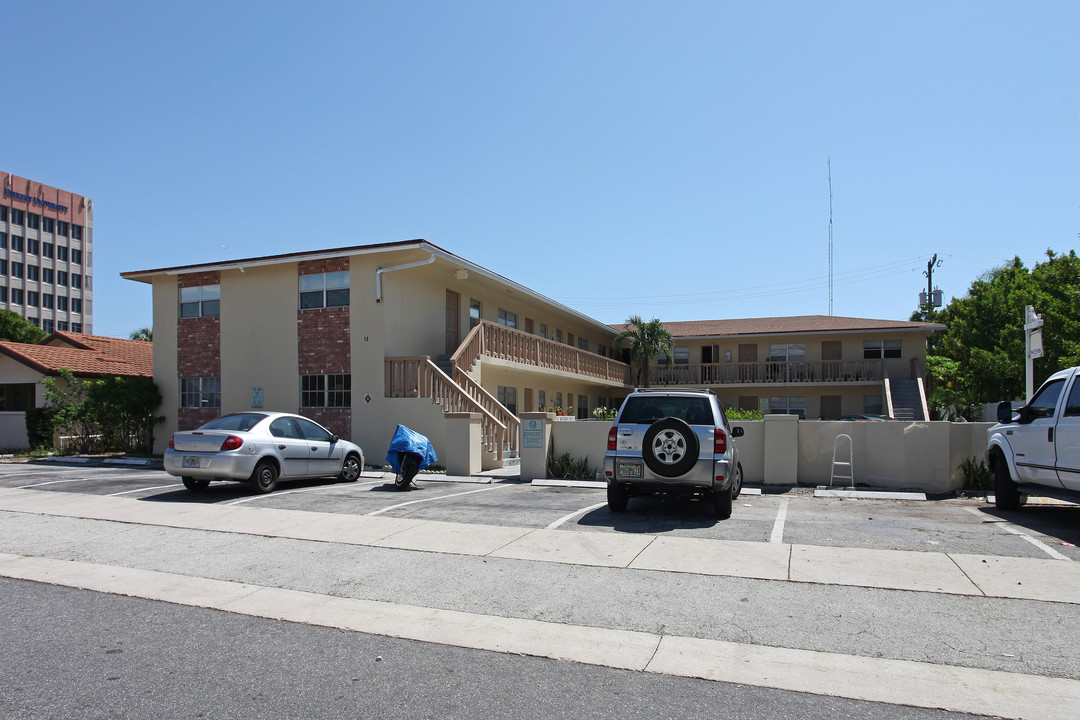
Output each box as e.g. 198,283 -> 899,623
598,344 -> 607,357
27,213 -> 39,230
769,343 -> 806,362
538,323 -> 547,339
0,233 -> 6,248
538,389 -> 546,410
71,225 -> 82,240
56,246 -> 68,261
71,249 -> 82,264
497,386 -> 517,414
71,274 -> 81,289
42,319 -> 54,333
497,309 -> 517,328
10,209 -> 24,225
42,268 -> 53,284
1028,378 -> 1066,420
42,217 -> 54,234
0,287 -> 6,302
181,377 -> 221,409
26,316 -> 38,327
299,271 -> 349,309
770,396 -> 807,418
57,221 -> 68,236
578,337 -> 589,352
57,271 -> 68,286
577,394 -> 589,419
863,340 -> 902,359
0,260 -> 6,275
295,416 -> 333,442
27,265 -> 38,281
10,235 -> 23,252
469,298 -> 482,328
10,263 -> 22,279
0,383 -> 35,411
42,243 -> 53,259
555,392 -> 563,408
26,292 -> 38,308
554,329 -> 563,343
10,289 -> 23,305
42,294 -> 53,309
70,323 -> 82,333
57,296 -> 68,311
673,347 -> 690,365
301,373 -> 352,407
0,206 -> 6,221
57,321 -> 68,331
1065,380 -> 1080,417
180,284 -> 220,318
71,298 -> 82,313
26,238 -> 38,255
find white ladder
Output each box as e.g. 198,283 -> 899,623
830,434 -> 854,487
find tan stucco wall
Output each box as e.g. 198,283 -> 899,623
151,277 -> 180,452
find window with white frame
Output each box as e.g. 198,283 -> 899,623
180,377 -> 221,409
769,396 -> 806,419
863,339 -> 902,359
299,271 -> 349,309
469,298 -> 482,328
497,386 -> 517,414
768,343 -> 806,362
497,309 -> 517,328
301,373 -> 351,407
673,347 -> 690,365
180,284 -> 220,318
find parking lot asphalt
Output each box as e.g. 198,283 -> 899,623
2,461 -> 1080,719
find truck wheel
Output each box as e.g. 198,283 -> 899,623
607,482 -> 629,512
993,454 -> 1020,511
731,463 -> 743,500
642,418 -> 699,477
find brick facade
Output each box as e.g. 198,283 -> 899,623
298,259 -> 352,438
177,271 -> 221,430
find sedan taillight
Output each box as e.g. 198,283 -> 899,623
608,426 -> 618,451
220,435 -> 244,452
168,436 -> 175,449
714,428 -> 727,455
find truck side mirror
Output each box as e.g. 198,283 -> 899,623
996,401 -> 1014,424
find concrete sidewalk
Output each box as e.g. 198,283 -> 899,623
3,486 -> 1080,720
1,487 -> 1077,603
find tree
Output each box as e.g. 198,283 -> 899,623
613,315 -> 674,388
130,327 -> 153,342
924,250 -> 1080,415
0,309 -> 46,344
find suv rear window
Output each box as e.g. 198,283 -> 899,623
620,396 -> 714,425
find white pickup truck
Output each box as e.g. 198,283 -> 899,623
986,366 -> 1080,510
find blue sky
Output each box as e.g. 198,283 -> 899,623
5,1 -> 1077,338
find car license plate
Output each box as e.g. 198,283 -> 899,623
617,462 -> 643,478
183,456 -> 201,469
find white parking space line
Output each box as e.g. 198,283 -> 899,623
106,485 -> 184,496
963,507 -> 1071,561
366,483 -> 513,516
16,478 -> 89,489
224,480 -> 385,506
546,502 -> 608,530
769,497 -> 789,544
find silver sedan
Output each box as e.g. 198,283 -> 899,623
164,412 -> 365,493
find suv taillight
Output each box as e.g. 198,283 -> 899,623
714,428 -> 727,454
608,426 -> 618,451
220,435 -> 244,452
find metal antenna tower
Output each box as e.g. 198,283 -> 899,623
828,158 -> 834,316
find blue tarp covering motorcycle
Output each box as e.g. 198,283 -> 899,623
385,424 -> 438,489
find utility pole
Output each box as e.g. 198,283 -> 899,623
919,254 -> 943,319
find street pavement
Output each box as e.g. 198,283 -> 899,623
1,479 -> 1079,719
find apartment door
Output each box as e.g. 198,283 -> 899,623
445,290 -> 460,355
820,395 -> 842,420
523,388 -> 534,414
738,344 -> 758,382
822,341 -> 842,381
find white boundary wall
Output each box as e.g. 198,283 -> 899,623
548,416 -> 993,494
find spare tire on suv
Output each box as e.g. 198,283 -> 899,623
604,389 -> 743,518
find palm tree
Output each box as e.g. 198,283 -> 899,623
130,327 -> 153,342
613,315 -> 674,388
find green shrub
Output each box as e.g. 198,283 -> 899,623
547,450 -> 595,480
959,456 -> 992,491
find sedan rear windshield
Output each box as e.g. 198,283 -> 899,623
620,397 -> 714,425
200,413 -> 267,432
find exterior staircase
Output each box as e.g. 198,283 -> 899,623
889,379 -> 924,421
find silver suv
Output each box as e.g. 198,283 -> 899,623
603,388 -> 744,518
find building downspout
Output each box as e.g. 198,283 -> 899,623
376,253 -> 435,302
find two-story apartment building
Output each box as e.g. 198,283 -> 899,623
122,240 -> 943,464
